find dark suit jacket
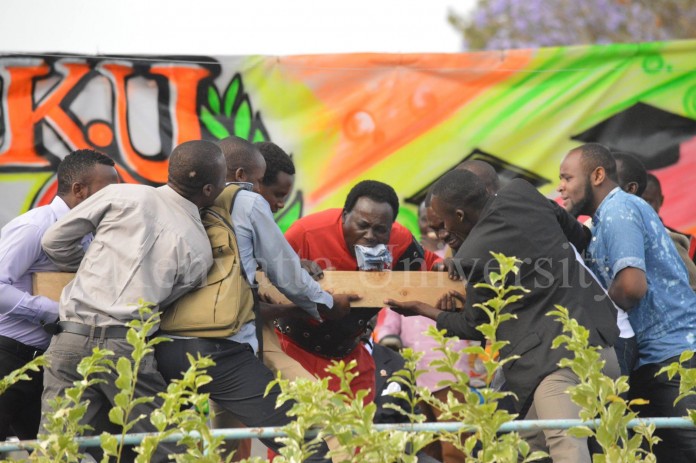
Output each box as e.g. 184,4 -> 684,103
437,179 -> 618,414
371,343 -> 414,424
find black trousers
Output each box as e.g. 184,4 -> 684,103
629,354 -> 696,462
0,338 -> 43,440
155,337 -> 330,463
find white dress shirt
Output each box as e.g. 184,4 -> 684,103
0,197 -> 78,349
41,184 -> 213,333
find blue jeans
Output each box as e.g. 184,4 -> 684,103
614,336 -> 637,377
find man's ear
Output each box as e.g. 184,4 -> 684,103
202,183 -> 213,197
235,167 -> 246,182
71,182 -> 87,201
625,181 -> 639,195
455,208 -> 465,223
591,166 -> 606,186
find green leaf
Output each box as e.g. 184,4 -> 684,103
234,98 -> 252,139
109,407 -> 124,426
200,106 -> 231,139
208,86 -> 221,115
114,391 -> 129,409
488,271 -> 501,285
252,126 -> 267,142
680,350 -> 694,363
150,409 -> 167,431
100,432 -> 119,456
136,436 -> 161,463
527,450 -> 550,461
126,328 -> 140,349
518,438 -> 530,456
223,75 -> 241,117
688,409 -> 696,425
115,357 -> 133,390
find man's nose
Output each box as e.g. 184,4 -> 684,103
364,228 -> 376,241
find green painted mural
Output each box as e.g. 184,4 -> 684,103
1,41 -> 695,237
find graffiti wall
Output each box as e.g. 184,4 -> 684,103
1,41 -> 695,236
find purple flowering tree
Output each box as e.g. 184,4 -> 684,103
450,0 -> 696,50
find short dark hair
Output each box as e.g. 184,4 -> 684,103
431,169 -> 488,213
344,180 -> 399,221
168,140 -> 223,196
646,172 -> 662,194
57,149 -> 115,196
572,143 -> 617,182
218,136 -> 261,175
256,142 -> 295,186
456,159 -> 500,193
613,151 -> 647,196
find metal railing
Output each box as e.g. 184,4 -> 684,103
1,417 -> 693,453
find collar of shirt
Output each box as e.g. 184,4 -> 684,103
157,185 -> 202,223
49,195 -> 71,220
592,186 -> 622,227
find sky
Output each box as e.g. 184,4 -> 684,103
0,0 -> 475,56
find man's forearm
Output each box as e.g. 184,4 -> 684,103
436,311 -> 485,342
609,267 -> 647,311
0,284 -> 59,324
41,225 -> 88,271
608,285 -> 641,311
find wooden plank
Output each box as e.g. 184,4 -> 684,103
34,271 -> 465,309
32,272 -> 74,301
257,270 -> 465,308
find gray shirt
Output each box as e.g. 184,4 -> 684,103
41,184 -> 213,332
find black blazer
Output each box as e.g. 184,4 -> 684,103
437,179 -> 618,414
371,343 -> 414,424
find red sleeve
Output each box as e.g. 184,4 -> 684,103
390,222 -> 442,270
425,250 -> 442,270
284,220 -> 306,257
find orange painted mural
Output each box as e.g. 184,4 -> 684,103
1,42 -> 695,237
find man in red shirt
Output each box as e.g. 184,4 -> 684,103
277,180 -> 440,403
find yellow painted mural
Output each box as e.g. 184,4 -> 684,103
1,41 -> 695,237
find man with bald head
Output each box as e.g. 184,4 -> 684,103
387,170 -> 620,462
218,135 -> 266,192
430,161 -> 501,257
161,136 -> 352,462
456,159 -> 500,194
40,140 -> 226,461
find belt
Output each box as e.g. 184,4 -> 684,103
57,321 -> 130,338
0,335 -> 45,362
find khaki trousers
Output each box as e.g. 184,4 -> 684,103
520,347 -> 619,463
419,387 -> 467,463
